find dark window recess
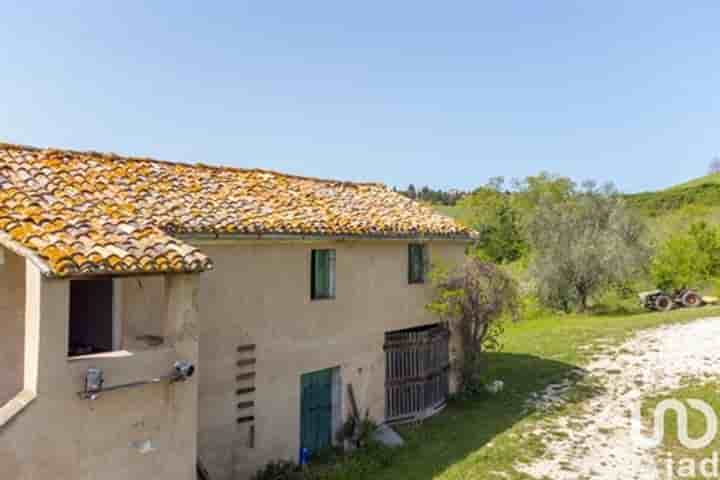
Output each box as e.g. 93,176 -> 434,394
384,323 -> 450,423
311,249 -> 336,299
408,244 -> 427,284
68,279 -> 114,357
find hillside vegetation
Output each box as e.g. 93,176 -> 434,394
440,173 -> 720,243
432,172 -> 720,316
625,173 -> 720,218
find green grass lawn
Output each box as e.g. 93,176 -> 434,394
318,306 -> 720,480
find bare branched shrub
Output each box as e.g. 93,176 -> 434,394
427,258 -> 519,391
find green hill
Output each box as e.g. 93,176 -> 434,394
625,174 -> 720,218
668,173 -> 720,190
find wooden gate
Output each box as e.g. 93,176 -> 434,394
384,323 -> 450,423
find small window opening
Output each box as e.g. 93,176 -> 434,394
311,249 -> 336,300
69,278 -> 117,357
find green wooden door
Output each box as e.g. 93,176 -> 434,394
300,368 -> 334,454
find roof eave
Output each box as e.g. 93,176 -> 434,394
176,232 -> 476,243
0,231 -> 213,279
0,232 -> 53,276
48,267 -> 210,280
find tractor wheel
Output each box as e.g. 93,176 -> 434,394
654,295 -> 674,312
681,291 -> 703,308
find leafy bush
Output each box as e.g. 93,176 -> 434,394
651,221 -> 720,290
322,440 -> 397,477
689,221 -> 720,276
519,291 -> 553,321
252,441 -> 400,480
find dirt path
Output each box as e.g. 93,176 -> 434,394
516,317 -> 720,480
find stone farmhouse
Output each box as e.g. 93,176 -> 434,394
0,143 -> 473,479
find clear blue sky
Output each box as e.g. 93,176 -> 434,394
1,2 -> 718,193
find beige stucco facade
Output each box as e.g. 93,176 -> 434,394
192,239 -> 466,479
0,250 -> 25,407
0,238 -> 466,480
0,248 -> 201,480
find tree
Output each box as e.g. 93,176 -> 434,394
406,184 -> 417,199
458,179 -> 526,263
427,258 -> 519,390
527,183 -> 649,312
397,184 -> 466,205
651,221 -> 720,290
511,172 -> 576,218
709,157 -> 720,175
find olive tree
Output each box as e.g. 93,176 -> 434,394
527,182 -> 649,312
427,258 -> 519,390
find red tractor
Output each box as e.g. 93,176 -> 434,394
639,289 -> 704,311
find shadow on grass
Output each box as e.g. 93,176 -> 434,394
589,305 -> 643,317
323,353 -> 603,480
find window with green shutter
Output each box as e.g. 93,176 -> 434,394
408,244 -> 426,284
311,249 -> 336,299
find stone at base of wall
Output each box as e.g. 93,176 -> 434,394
372,424 -> 404,448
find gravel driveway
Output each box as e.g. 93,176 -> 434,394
517,317 -> 720,480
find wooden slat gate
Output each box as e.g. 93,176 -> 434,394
384,323 -> 450,423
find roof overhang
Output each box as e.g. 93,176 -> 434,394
0,231 -> 52,276
177,232 -> 477,244
0,232 -> 210,279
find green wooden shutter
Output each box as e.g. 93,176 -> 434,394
316,250 -> 328,296
311,250 -> 336,299
408,245 -> 414,282
327,250 -> 336,298
409,244 -> 425,283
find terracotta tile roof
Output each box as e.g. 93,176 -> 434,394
0,143 -> 472,277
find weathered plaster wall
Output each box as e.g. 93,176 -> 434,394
0,265 -> 200,480
120,275 -> 167,351
0,248 -> 25,406
194,240 -> 467,479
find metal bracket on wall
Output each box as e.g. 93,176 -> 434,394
77,361 -> 195,400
